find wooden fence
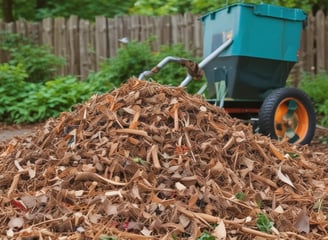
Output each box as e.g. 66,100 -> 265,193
0,11 -> 327,80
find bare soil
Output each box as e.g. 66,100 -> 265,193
0,123 -> 42,142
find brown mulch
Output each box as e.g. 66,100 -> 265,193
0,78 -> 328,239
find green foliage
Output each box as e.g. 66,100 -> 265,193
11,76 -> 94,123
130,0 -> 321,15
0,32 -> 65,83
235,192 -> 246,200
256,213 -> 274,233
299,73 -> 328,126
86,39 -> 154,91
98,235 -> 118,240
87,39 -> 204,94
0,32 -> 94,123
9,0 -> 136,21
1,0 -> 326,22
197,232 -> 215,240
0,63 -> 29,121
0,63 -> 95,123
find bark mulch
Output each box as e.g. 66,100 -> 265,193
0,78 -> 327,239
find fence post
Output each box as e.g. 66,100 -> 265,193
68,16 -> 80,77
316,10 -> 326,72
304,12 -> 315,74
54,17 -> 68,75
79,20 -> 96,79
95,16 -> 108,71
325,13 -> 328,72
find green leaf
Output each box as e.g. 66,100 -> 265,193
98,235 -> 118,240
256,213 -> 274,233
197,232 -> 215,240
235,192 -> 246,200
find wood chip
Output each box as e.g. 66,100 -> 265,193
0,78 -> 326,239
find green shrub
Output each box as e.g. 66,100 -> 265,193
0,63 -> 30,122
299,73 -> 328,126
12,76 -> 95,123
87,39 -> 204,94
0,32 -> 65,83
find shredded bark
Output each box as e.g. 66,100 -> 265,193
0,78 -> 327,239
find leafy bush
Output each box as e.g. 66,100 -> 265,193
8,76 -> 95,123
0,33 -> 89,123
0,60 -> 96,123
0,63 -> 31,122
299,73 -> 328,126
87,39 -> 204,94
0,32 -> 65,83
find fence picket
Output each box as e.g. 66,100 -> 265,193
54,17 -> 68,75
68,16 -> 79,76
42,18 -> 53,47
0,20 -> 8,62
108,18 -> 117,58
304,12 -> 316,73
326,15 -> 328,71
95,16 -> 108,71
316,11 -> 326,72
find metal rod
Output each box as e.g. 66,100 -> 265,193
196,83 -> 208,95
138,56 -> 183,80
198,38 -> 232,69
179,38 -> 233,87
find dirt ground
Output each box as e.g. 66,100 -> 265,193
0,123 -> 42,142
1,122 -> 328,154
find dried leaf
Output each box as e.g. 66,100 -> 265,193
127,221 -> 143,231
105,204 -> 118,216
294,209 -> 310,233
74,190 -> 84,197
273,205 -> 284,214
6,229 -> 14,238
105,190 -> 123,198
179,214 -> 191,228
175,182 -> 187,191
20,195 -> 37,209
89,213 -> 101,224
277,166 -> 295,188
28,165 -> 36,179
140,227 -> 152,236
131,184 -> 142,200
8,217 -> 24,230
212,220 -> 226,240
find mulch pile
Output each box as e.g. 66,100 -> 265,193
0,78 -> 327,239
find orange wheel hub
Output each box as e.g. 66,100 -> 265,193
274,98 -> 309,143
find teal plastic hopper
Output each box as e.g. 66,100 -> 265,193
201,3 -> 306,100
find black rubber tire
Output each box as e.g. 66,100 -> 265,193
258,87 -> 316,145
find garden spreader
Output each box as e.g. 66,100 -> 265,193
139,3 -> 316,145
